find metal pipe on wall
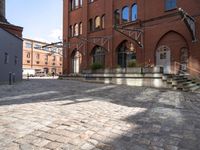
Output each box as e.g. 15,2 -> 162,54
0,0 -> 5,19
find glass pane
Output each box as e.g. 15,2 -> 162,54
122,7 -> 129,23
131,4 -> 137,21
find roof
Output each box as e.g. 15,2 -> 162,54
0,27 -> 23,41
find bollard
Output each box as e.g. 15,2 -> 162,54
9,72 -> 12,85
27,74 -> 29,80
12,73 -> 16,83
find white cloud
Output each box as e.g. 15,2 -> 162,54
49,28 -> 62,41
33,37 -> 48,43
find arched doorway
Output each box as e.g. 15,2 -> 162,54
180,47 -> 189,72
156,45 -> 171,74
92,46 -> 106,66
116,41 -> 136,68
155,31 -> 189,74
71,50 -> 82,74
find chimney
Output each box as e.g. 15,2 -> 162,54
0,0 -> 7,23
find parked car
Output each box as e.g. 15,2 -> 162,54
23,69 -> 35,77
35,71 -> 45,77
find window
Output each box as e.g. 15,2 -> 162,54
89,19 -> 93,31
80,0 -> 83,6
79,22 -> 83,35
25,42 -> 32,49
122,6 -> 129,23
36,61 -> 40,64
69,25 -> 73,37
89,0 -> 94,3
95,16 -> 101,29
27,60 -> 30,63
131,4 -> 138,21
71,0 -> 74,10
53,56 -> 56,61
114,9 -> 120,25
74,24 -> 79,36
36,53 -> 40,59
165,0 -> 176,11
70,0 -> 82,10
44,47 -> 49,51
45,54 -> 48,61
101,15 -> 105,29
117,41 -> 136,68
27,52 -> 30,58
14,56 -> 18,65
4,53 -> 9,64
35,44 -> 41,49
74,0 -> 79,9
92,46 -> 105,66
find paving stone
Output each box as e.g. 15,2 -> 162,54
44,141 -> 62,149
81,142 -> 95,150
31,138 -> 51,147
0,80 -> 199,150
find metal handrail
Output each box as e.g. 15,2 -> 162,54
174,61 -> 200,80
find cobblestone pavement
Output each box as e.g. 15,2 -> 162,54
0,79 -> 200,150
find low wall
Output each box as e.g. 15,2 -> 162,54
84,73 -> 168,88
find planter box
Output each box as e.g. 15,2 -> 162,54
126,67 -> 142,73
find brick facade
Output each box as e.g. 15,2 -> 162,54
63,0 -> 200,75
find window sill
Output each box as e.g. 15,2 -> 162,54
88,28 -> 105,34
117,19 -> 139,26
68,35 -> 83,39
88,0 -> 98,4
164,7 -> 177,12
70,6 -> 82,12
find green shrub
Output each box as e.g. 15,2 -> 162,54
127,60 -> 137,67
91,63 -> 104,70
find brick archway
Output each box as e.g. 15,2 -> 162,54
155,31 -> 189,74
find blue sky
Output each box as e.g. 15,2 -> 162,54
6,0 -> 63,43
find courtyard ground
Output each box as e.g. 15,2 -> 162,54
0,79 -> 200,150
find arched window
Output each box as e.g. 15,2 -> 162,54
92,46 -> 106,66
89,19 -> 93,31
74,24 -> 79,36
74,0 -> 79,9
70,0 -> 75,10
131,4 -> 137,21
80,0 -> 83,7
101,15 -> 105,29
79,22 -> 83,35
117,41 -> 136,68
122,6 -> 129,23
95,16 -> 101,29
114,9 -> 120,25
69,25 -> 73,37
72,50 -> 82,73
27,52 -> 30,58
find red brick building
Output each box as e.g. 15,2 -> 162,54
63,0 -> 200,76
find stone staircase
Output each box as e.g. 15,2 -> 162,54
163,74 -> 200,92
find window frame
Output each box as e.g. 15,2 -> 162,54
122,6 -> 129,23
131,4 -> 138,22
165,0 -> 177,11
94,16 -> 101,30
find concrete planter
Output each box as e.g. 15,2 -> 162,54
126,67 -> 142,73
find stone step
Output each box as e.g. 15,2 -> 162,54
189,86 -> 200,92
182,81 -> 195,85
